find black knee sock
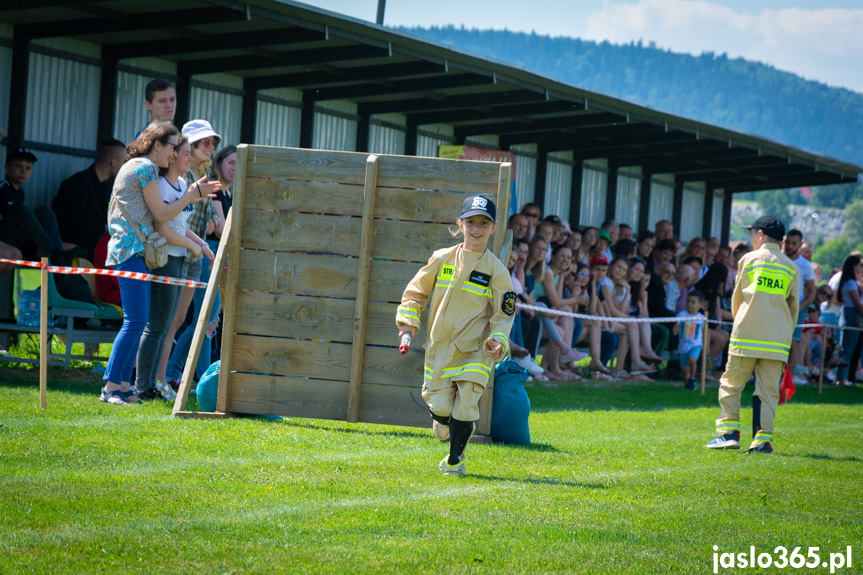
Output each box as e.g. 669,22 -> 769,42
448,418 -> 475,465
429,408 -> 450,426
752,394 -> 762,437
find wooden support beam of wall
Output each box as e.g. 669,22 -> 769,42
216,145 -> 249,413
347,155 -> 380,422
172,209 -> 232,416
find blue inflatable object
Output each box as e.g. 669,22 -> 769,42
195,361 -> 281,420
195,360 -> 220,412
490,358 -> 531,444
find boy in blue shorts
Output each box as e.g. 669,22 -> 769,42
674,290 -> 705,390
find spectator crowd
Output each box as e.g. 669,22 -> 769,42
1,79 -> 237,404
1,78 -> 860,403
505,203 -> 862,389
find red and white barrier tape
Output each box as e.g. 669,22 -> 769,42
0,258 -> 207,289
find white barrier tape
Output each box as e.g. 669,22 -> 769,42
0,258 -> 208,289
515,302 -> 703,324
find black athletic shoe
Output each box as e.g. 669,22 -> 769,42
685,377 -> 697,390
136,386 -> 168,402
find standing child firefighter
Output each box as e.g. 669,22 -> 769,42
707,215 -> 799,454
396,195 -> 516,476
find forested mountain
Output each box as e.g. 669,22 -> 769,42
401,26 -> 863,171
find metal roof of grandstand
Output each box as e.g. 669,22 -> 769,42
3,0 -> 861,193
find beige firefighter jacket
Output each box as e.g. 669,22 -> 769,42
728,242 -> 799,362
396,244 -> 515,387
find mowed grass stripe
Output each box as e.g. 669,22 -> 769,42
1,369 -> 862,574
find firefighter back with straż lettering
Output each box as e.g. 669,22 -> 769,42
706,215 -> 798,454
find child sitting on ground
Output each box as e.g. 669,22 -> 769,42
674,290 -> 706,390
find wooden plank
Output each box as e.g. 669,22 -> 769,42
368,259 -> 425,302
242,210 -> 457,262
231,334 -> 352,380
375,187 -> 470,223
347,155 -> 379,422
362,344 -> 425,387
243,178 -> 472,223
492,162 -> 513,256
476,380 -> 494,436
243,145 -> 369,183
237,251 -> 419,302
233,292 -> 354,342
217,144 -> 250,412
243,177 -> 364,213
242,210 -> 361,256
376,154 -> 502,195
232,292 -> 427,348
225,372 -> 349,420
39,257 -> 48,410
172,210 -> 231,415
172,411 -> 236,419
372,219 -> 455,262
358,382 -> 430,428
238,250 -> 359,297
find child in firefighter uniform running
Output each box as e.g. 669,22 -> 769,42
396,195 -> 516,476
706,215 -> 799,454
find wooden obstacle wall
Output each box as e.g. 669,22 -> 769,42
176,145 -> 511,429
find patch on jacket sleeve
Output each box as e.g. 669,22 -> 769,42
502,291 -> 516,316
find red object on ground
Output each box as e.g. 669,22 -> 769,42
779,365 -> 796,404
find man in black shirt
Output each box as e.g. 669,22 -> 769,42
0,148 -> 65,264
52,138 -> 125,260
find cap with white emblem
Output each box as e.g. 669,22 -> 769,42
459,195 -> 496,223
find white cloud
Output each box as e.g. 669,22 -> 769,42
583,0 -> 863,93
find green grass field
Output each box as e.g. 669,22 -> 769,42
1,369 -> 861,574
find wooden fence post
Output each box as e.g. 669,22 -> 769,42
347,154 -> 379,422
172,209 -> 232,416
39,257 -> 48,409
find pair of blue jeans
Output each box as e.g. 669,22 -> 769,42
838,306 -> 862,382
167,239 -> 221,381
104,255 -> 149,384
135,256 -> 187,391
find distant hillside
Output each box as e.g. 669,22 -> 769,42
401,26 -> 863,169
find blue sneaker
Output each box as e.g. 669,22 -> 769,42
705,431 -> 740,449
746,441 -> 773,455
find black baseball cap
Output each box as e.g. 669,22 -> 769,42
748,215 -> 785,241
6,147 -> 37,163
460,195 -> 496,223
543,214 -> 562,225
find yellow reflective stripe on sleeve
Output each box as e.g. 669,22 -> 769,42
441,362 -> 492,379
434,280 -> 455,289
397,308 -> 420,321
489,332 -> 510,355
461,281 -> 492,298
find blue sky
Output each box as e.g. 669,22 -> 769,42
295,0 -> 863,94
